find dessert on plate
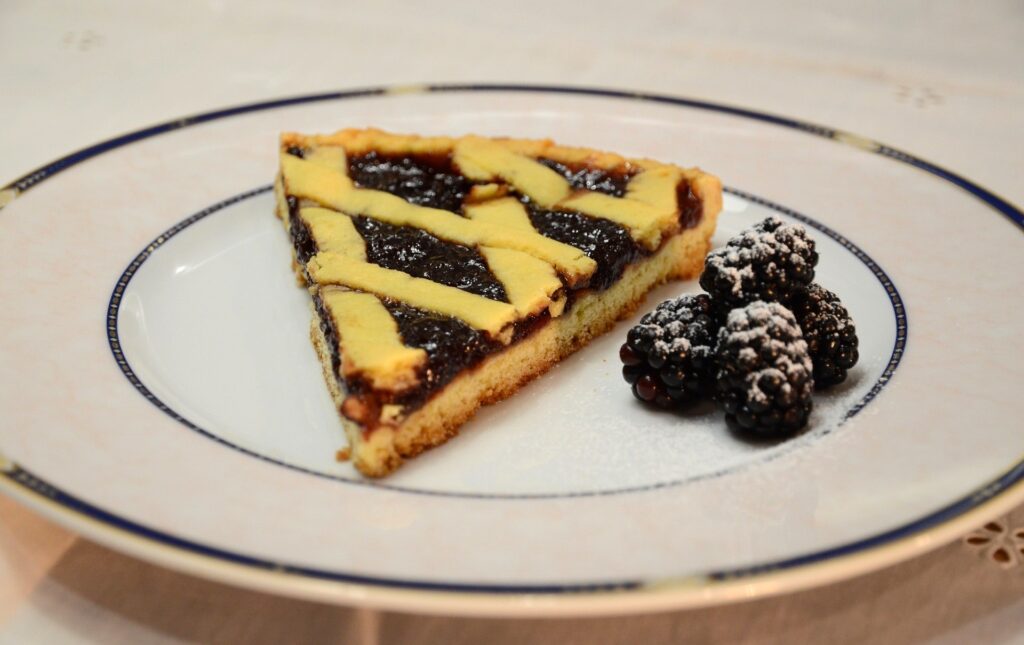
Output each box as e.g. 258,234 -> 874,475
274,128 -> 722,476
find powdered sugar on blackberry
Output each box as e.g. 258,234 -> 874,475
790,283 -> 860,386
636,297 -> 717,359
650,321 -> 694,356
719,301 -> 814,406
717,263 -> 755,296
700,216 -> 818,307
621,293 -> 721,408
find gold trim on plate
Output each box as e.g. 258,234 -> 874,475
0,451 -> 14,474
0,188 -> 17,211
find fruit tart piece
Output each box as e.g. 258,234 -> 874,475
274,128 -> 722,476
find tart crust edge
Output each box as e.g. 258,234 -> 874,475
310,216 -> 715,477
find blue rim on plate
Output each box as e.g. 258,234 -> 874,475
103,184 -> 906,500
1,84 -> 1022,597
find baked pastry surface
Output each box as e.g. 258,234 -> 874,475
275,129 -> 722,476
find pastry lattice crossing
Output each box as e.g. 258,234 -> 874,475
275,129 -> 722,476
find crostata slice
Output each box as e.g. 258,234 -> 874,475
275,129 -> 721,477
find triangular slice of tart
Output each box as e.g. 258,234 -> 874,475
275,129 -> 722,477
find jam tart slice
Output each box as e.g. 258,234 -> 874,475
275,128 -> 722,477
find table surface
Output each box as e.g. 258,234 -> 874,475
2,1 -> 1023,642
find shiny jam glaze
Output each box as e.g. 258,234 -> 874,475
352,216 -> 508,302
348,152 -> 471,213
537,158 -> 633,197
677,180 -> 703,229
525,201 -> 644,290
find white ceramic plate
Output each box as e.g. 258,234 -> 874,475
1,85 -> 1022,617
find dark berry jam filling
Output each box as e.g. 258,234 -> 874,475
312,293 -> 497,409
352,217 -> 508,302
538,158 -> 633,197
677,180 -> 702,229
381,303 -> 551,412
525,202 -> 644,290
348,152 -> 471,213
385,302 -> 499,401
287,196 -> 318,266
313,295 -> 502,406
313,292 -> 341,376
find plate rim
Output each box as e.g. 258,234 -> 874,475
3,460 -> 1023,616
2,83 -> 1023,616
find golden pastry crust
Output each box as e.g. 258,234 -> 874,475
277,128 -> 721,477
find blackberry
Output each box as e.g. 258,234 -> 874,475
620,294 -> 719,408
699,216 -> 818,311
715,301 -> 814,438
791,283 -> 859,387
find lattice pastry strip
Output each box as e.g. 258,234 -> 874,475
306,170 -> 568,318
463,197 -> 535,232
308,252 -> 519,341
453,136 -> 684,249
453,136 -> 571,208
479,246 -> 566,318
281,154 -> 596,286
319,287 -> 426,392
301,208 -> 422,388
299,207 -> 366,258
